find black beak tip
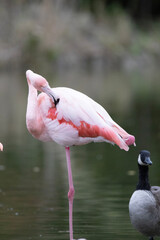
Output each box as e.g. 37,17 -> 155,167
146,159 -> 152,165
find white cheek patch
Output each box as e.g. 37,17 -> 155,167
138,154 -> 148,166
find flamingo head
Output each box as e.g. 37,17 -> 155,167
26,70 -> 49,92
26,70 -> 59,106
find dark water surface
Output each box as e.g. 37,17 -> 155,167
0,69 -> 160,240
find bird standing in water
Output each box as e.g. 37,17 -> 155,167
129,150 -> 160,240
26,70 -> 135,240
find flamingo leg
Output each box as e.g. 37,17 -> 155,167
65,147 -> 75,240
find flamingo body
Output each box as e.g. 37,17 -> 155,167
27,85 -> 135,150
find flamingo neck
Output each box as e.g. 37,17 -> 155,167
26,84 -> 38,118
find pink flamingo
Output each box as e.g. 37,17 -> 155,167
0,143 -> 3,151
26,70 -> 135,240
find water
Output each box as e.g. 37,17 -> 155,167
0,69 -> 160,240
0,142 -> 138,240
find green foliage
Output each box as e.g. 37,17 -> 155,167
25,33 -> 40,53
44,48 -> 59,62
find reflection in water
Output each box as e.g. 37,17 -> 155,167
0,69 -> 160,239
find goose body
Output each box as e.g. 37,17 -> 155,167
129,150 -> 160,240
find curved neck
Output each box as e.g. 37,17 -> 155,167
136,164 -> 151,190
26,84 -> 38,119
26,83 -> 40,134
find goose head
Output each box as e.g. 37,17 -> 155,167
138,150 -> 152,166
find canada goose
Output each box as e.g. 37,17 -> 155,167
129,150 -> 160,240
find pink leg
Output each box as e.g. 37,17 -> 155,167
65,147 -> 75,240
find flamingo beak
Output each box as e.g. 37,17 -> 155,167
41,85 -> 60,106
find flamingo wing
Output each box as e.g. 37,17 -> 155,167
45,87 -> 133,151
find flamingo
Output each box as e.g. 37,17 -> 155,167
0,143 -> 3,151
26,70 -> 135,240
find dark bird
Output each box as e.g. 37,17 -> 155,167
129,150 -> 160,240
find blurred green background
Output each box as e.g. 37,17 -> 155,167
0,1 -> 160,240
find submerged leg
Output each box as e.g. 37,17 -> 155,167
149,237 -> 154,240
65,147 -> 75,240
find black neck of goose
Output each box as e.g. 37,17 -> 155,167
136,164 -> 151,190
